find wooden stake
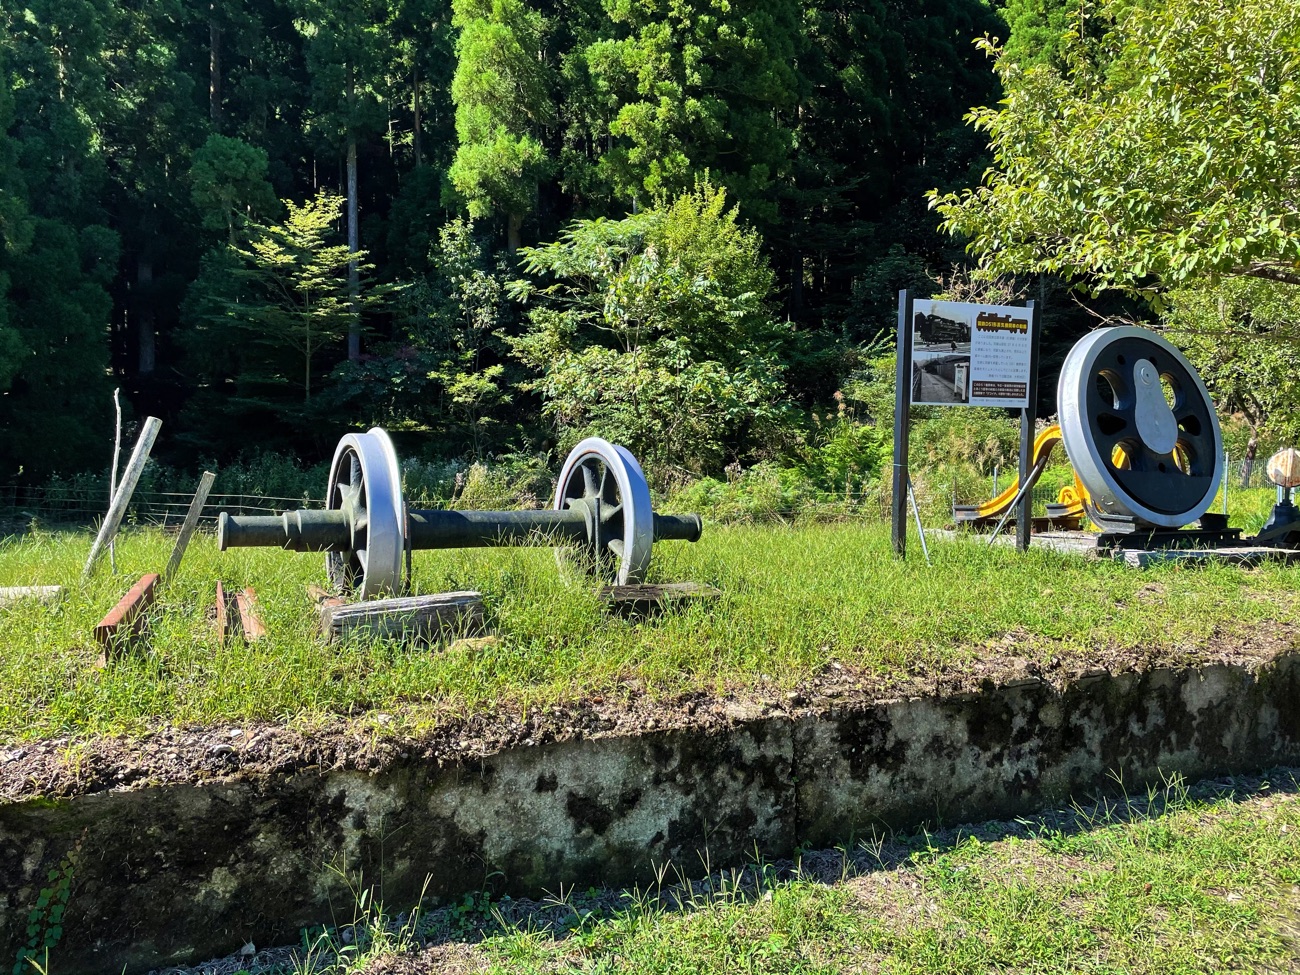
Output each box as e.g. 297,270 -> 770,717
320,591 -> 482,644
94,573 -> 160,657
84,416 -> 163,578
164,471 -> 216,582
235,587 -> 266,642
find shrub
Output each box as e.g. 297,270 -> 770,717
668,464 -> 822,522
510,181 -> 795,482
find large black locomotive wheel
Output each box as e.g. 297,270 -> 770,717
1058,327 -> 1223,528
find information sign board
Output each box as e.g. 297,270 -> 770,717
910,299 -> 1034,409
891,291 -> 1041,557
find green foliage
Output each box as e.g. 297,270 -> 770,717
179,192 -> 399,457
846,246 -> 937,341
1164,278 -> 1300,473
295,0 -> 391,147
400,451 -> 551,508
999,0 -> 1080,71
511,182 -> 794,479
670,464 -> 833,522
15,837 -> 80,975
0,217 -> 118,481
188,191 -> 383,410
189,134 -> 281,240
5,521 -> 1298,741
667,413 -> 889,524
0,52 -> 32,394
197,451 -> 329,500
331,217 -> 519,454
425,218 -> 515,454
910,408 -> 1021,476
932,0 -> 1300,303
470,779 -> 1300,975
0,9 -> 118,480
447,0 -> 555,243
237,191 -> 370,392
908,406 -> 1028,519
801,407 -> 890,499
0,0 -> 1078,480
838,349 -> 899,431
834,350 -> 1041,522
293,870 -> 426,975
385,166 -> 445,273
580,0 -> 801,221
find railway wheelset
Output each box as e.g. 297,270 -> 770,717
219,432 -> 702,599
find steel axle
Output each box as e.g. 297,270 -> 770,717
218,506 -> 702,553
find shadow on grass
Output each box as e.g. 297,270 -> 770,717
412,764 -> 1300,946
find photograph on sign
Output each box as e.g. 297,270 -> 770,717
911,350 -> 971,404
910,299 -> 1033,408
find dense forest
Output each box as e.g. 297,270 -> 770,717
0,0 -> 1024,484
2,0 -> 1294,491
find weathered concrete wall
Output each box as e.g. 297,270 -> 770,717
2,653 -> 1297,973
795,659 -> 1299,846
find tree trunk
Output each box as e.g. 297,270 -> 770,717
137,259 -> 155,375
507,212 -> 522,254
347,135 -> 360,361
1239,433 -> 1259,488
209,10 -> 222,126
412,64 -> 422,165
790,250 -> 804,319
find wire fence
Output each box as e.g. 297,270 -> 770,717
0,482 -> 580,529
0,484 -> 327,530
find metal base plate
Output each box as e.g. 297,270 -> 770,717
1095,526 -> 1243,553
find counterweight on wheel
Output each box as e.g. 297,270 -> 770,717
217,428 -> 703,598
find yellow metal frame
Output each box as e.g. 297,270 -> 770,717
967,423 -> 1190,527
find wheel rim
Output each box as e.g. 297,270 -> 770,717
325,427 -> 406,598
553,438 -> 654,584
1058,327 -> 1222,528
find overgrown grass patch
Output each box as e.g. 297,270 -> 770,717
467,776 -> 1300,974
0,521 -> 1297,742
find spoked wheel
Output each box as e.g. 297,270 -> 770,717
1058,327 -> 1223,528
553,438 -> 654,585
325,427 -> 406,598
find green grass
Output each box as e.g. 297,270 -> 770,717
461,775 -> 1300,974
0,517 -> 1297,742
1217,484 -> 1288,534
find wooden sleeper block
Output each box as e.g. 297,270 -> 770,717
320,591 -> 483,644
